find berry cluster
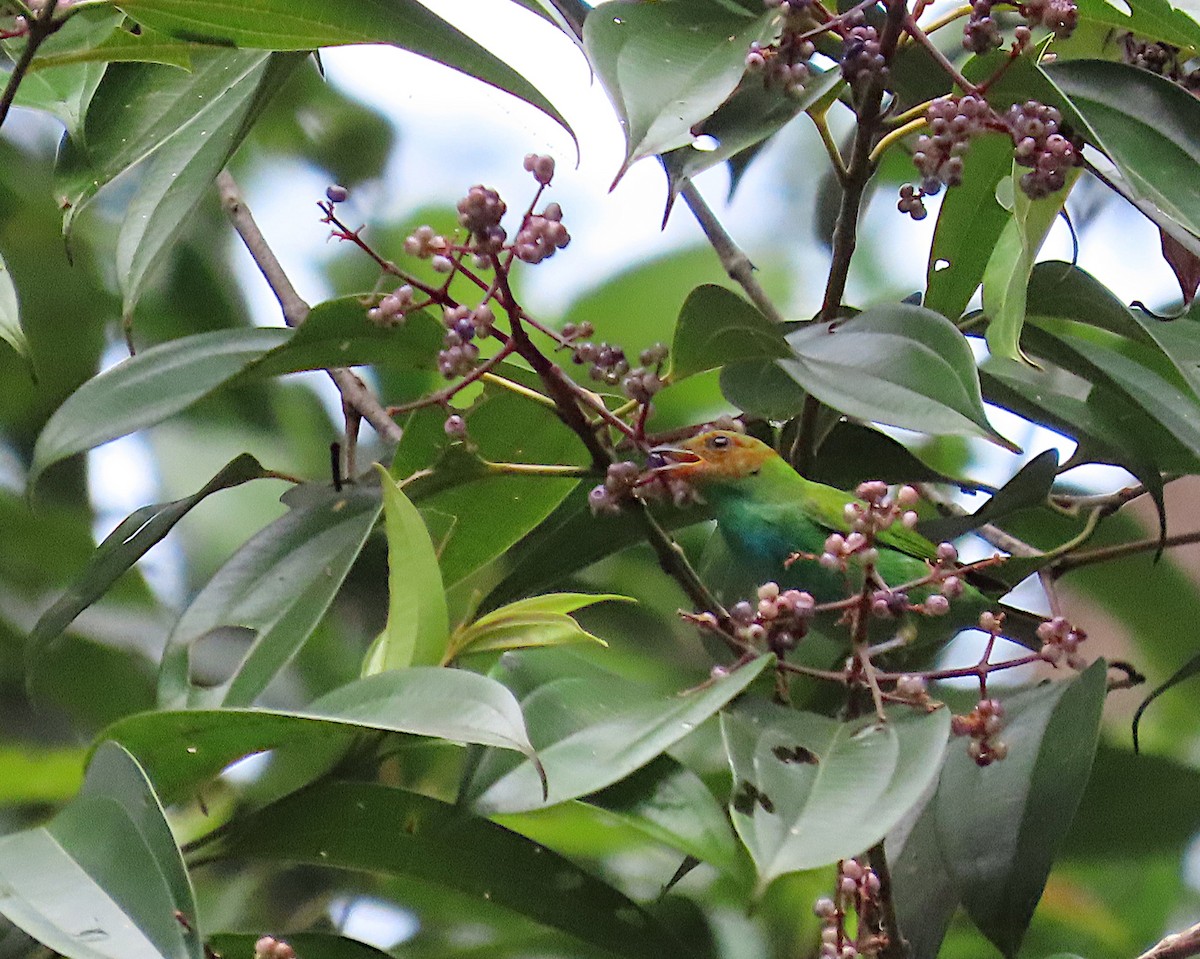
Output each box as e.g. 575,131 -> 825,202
746,2 -> 817,97
840,14 -> 886,87
572,341 -> 630,386
254,937 -> 296,959
622,343 -> 669,404
366,284 -> 415,328
438,304 -> 493,378
813,859 -> 886,959
513,201 -> 570,264
588,460 -> 642,516
951,696 -> 1008,766
724,580 -> 819,656
456,184 -> 507,256
1007,100 -> 1082,198
1036,615 -> 1087,668
1018,0 -> 1078,37
913,94 -> 992,191
962,0 -> 1003,53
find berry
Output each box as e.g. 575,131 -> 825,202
325,184 -> 349,203
840,16 -> 885,86
523,153 -> 556,185
444,414 -> 467,438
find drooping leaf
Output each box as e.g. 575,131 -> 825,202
0,249 -> 28,367
918,449 -> 1058,542
0,742 -> 202,959
30,329 -> 288,486
925,133 -> 1013,321
584,0 -> 775,181
671,284 -> 790,379
26,454 -> 272,677
469,655 -> 772,814
374,466 -> 449,671
1132,651 -> 1200,753
935,660 -> 1107,957
1047,59 -> 1200,238
782,304 -> 1014,447
722,699 -> 950,886
157,484 -> 381,708
207,780 -> 682,959
447,593 -> 629,662
112,0 -> 573,142
107,668 -> 540,803
982,165 -> 1081,363
117,53 -> 303,321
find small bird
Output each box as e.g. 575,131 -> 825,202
647,429 -> 1040,655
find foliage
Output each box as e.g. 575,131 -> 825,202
1,2 -> 1200,959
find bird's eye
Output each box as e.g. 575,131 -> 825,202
708,434 -> 730,450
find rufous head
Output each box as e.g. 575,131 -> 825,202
647,430 -> 779,484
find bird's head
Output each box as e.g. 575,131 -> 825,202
646,430 -> 779,485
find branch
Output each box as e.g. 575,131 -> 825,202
1051,529 -> 1200,575
1137,923 -> 1200,959
820,0 -> 909,320
215,170 -> 404,445
679,182 -> 786,324
866,843 -> 909,959
0,0 -> 64,131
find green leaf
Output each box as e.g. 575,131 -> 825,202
671,284 -> 790,379
918,449 -> 1058,542
1133,651 -> 1200,753
1074,0 -> 1200,48
1047,60 -> 1200,239
925,133 -> 1013,321
30,329 -> 288,486
113,0 -> 572,143
374,466 -> 449,671
663,68 -> 844,208
721,357 -> 809,420
157,484 -> 381,708
0,742 -> 201,959
0,745 -> 86,804
210,780 -> 681,959
782,304 -> 1014,447
107,668 -> 540,803
584,0 -> 775,180
721,700 -> 950,886
26,454 -> 271,679
0,249 -> 29,366
982,165 -> 1081,363
935,660 -> 1107,957
469,655 -> 772,814
117,53 -> 302,320
448,593 -> 629,661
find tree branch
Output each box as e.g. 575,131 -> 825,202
0,0 -> 64,132
1137,922 -> 1200,959
215,170 -> 404,445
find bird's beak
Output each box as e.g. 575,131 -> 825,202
643,444 -> 702,478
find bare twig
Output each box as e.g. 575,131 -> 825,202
215,170 -> 404,446
1052,529 -> 1200,575
0,0 -> 65,131
1136,922 -> 1200,959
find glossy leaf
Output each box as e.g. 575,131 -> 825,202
30,329 -> 288,486
374,466 -> 449,671
157,484 -> 381,708
0,250 -> 28,366
26,454 -> 271,677
208,780 -> 682,959
783,304 -> 1013,447
671,284 -> 790,379
1048,60 -> 1200,238
117,53 -> 301,320
919,449 -> 1058,542
935,660 -> 1107,957
0,742 -> 201,959
584,0 -> 775,180
721,357 -> 809,420
925,133 -> 1013,321
982,165 -> 1080,363
663,68 -> 844,208
108,668 -> 540,803
722,700 -> 950,885
1074,0 -> 1200,49
469,655 -> 772,814
113,0 -> 572,141
447,592 -> 628,662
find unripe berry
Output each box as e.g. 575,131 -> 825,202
325,184 -> 349,203
444,414 -> 467,438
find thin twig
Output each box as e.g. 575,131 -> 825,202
1136,922 -> 1200,959
1052,529 -> 1200,575
0,0 -> 64,131
679,182 -> 786,324
901,13 -> 979,95
215,170 -> 404,445
867,843 -> 909,959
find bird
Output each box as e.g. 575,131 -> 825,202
646,429 -> 1044,660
